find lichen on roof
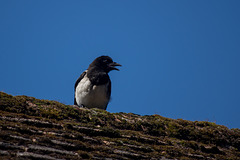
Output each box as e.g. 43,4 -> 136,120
0,91 -> 239,159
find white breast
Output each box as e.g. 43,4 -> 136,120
75,75 -> 109,109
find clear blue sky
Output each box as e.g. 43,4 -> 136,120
1,1 -> 239,129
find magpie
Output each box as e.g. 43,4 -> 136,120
74,56 -> 121,110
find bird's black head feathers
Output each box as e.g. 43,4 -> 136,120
89,56 -> 121,73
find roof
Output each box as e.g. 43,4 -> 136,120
0,92 -> 239,159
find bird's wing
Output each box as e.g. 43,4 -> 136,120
74,70 -> 87,105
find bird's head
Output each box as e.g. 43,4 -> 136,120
90,56 -> 121,73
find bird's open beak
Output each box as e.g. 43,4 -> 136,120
109,62 -> 122,71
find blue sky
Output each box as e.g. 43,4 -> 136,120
1,1 -> 240,129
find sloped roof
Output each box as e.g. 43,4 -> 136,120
0,92 -> 239,159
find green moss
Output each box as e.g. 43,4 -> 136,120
179,140 -> 199,150
101,127 -> 121,138
1,91 -> 240,159
195,121 -> 217,127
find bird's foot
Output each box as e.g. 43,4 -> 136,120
79,104 -> 85,108
72,104 -> 87,111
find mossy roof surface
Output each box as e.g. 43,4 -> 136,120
0,91 -> 239,159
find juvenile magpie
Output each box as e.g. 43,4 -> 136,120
74,56 -> 121,110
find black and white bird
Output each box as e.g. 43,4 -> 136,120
74,56 -> 121,110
